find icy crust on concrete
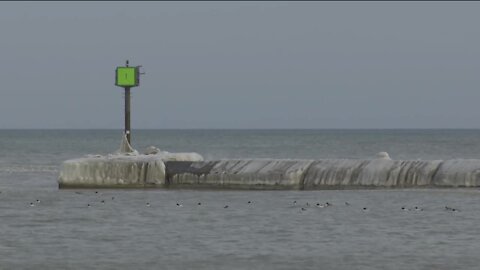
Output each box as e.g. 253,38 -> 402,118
58,135 -> 204,188
433,159 -> 480,187
59,151 -> 204,188
166,159 -> 314,189
115,134 -> 138,155
154,151 -> 204,162
166,155 -> 480,189
59,155 -> 167,188
59,144 -> 480,189
303,159 -> 443,188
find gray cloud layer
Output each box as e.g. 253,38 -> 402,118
1,2 -> 479,129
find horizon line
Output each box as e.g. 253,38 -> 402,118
2,128 -> 480,131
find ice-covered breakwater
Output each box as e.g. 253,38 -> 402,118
59,154 -> 480,189
58,135 -> 204,188
58,152 -> 205,188
59,155 -> 166,188
165,157 -> 480,189
165,159 -> 313,189
58,137 -> 480,189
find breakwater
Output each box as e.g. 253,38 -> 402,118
165,158 -> 479,189
59,152 -> 480,189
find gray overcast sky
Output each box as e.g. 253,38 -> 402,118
1,2 -> 479,129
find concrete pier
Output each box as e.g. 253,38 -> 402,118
59,153 -> 480,189
59,155 -> 166,188
165,159 -> 314,189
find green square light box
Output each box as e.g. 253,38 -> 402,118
116,67 -> 138,87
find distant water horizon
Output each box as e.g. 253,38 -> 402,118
3,129 -> 480,164
3,128 -> 480,130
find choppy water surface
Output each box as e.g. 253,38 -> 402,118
1,130 -> 480,269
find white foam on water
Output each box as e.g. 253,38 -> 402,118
0,165 -> 59,173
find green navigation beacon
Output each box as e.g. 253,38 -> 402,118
116,67 -> 138,87
115,60 -> 144,144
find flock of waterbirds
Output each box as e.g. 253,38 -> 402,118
25,190 -> 461,213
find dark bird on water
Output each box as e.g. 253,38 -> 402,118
224,205 -> 229,208
445,206 -> 459,212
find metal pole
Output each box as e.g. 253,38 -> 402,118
125,87 -> 131,144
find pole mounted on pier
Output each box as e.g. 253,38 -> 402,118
115,60 -> 145,145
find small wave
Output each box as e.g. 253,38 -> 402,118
0,165 -> 59,173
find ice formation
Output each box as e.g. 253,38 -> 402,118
165,159 -> 313,189
58,135 -> 203,188
302,158 -> 443,188
59,155 -> 167,188
115,134 -> 138,155
165,153 -> 480,189
59,145 -> 480,189
375,152 -> 391,160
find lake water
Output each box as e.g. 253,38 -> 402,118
1,129 -> 480,269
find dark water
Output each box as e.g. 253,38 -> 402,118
1,130 -> 480,269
